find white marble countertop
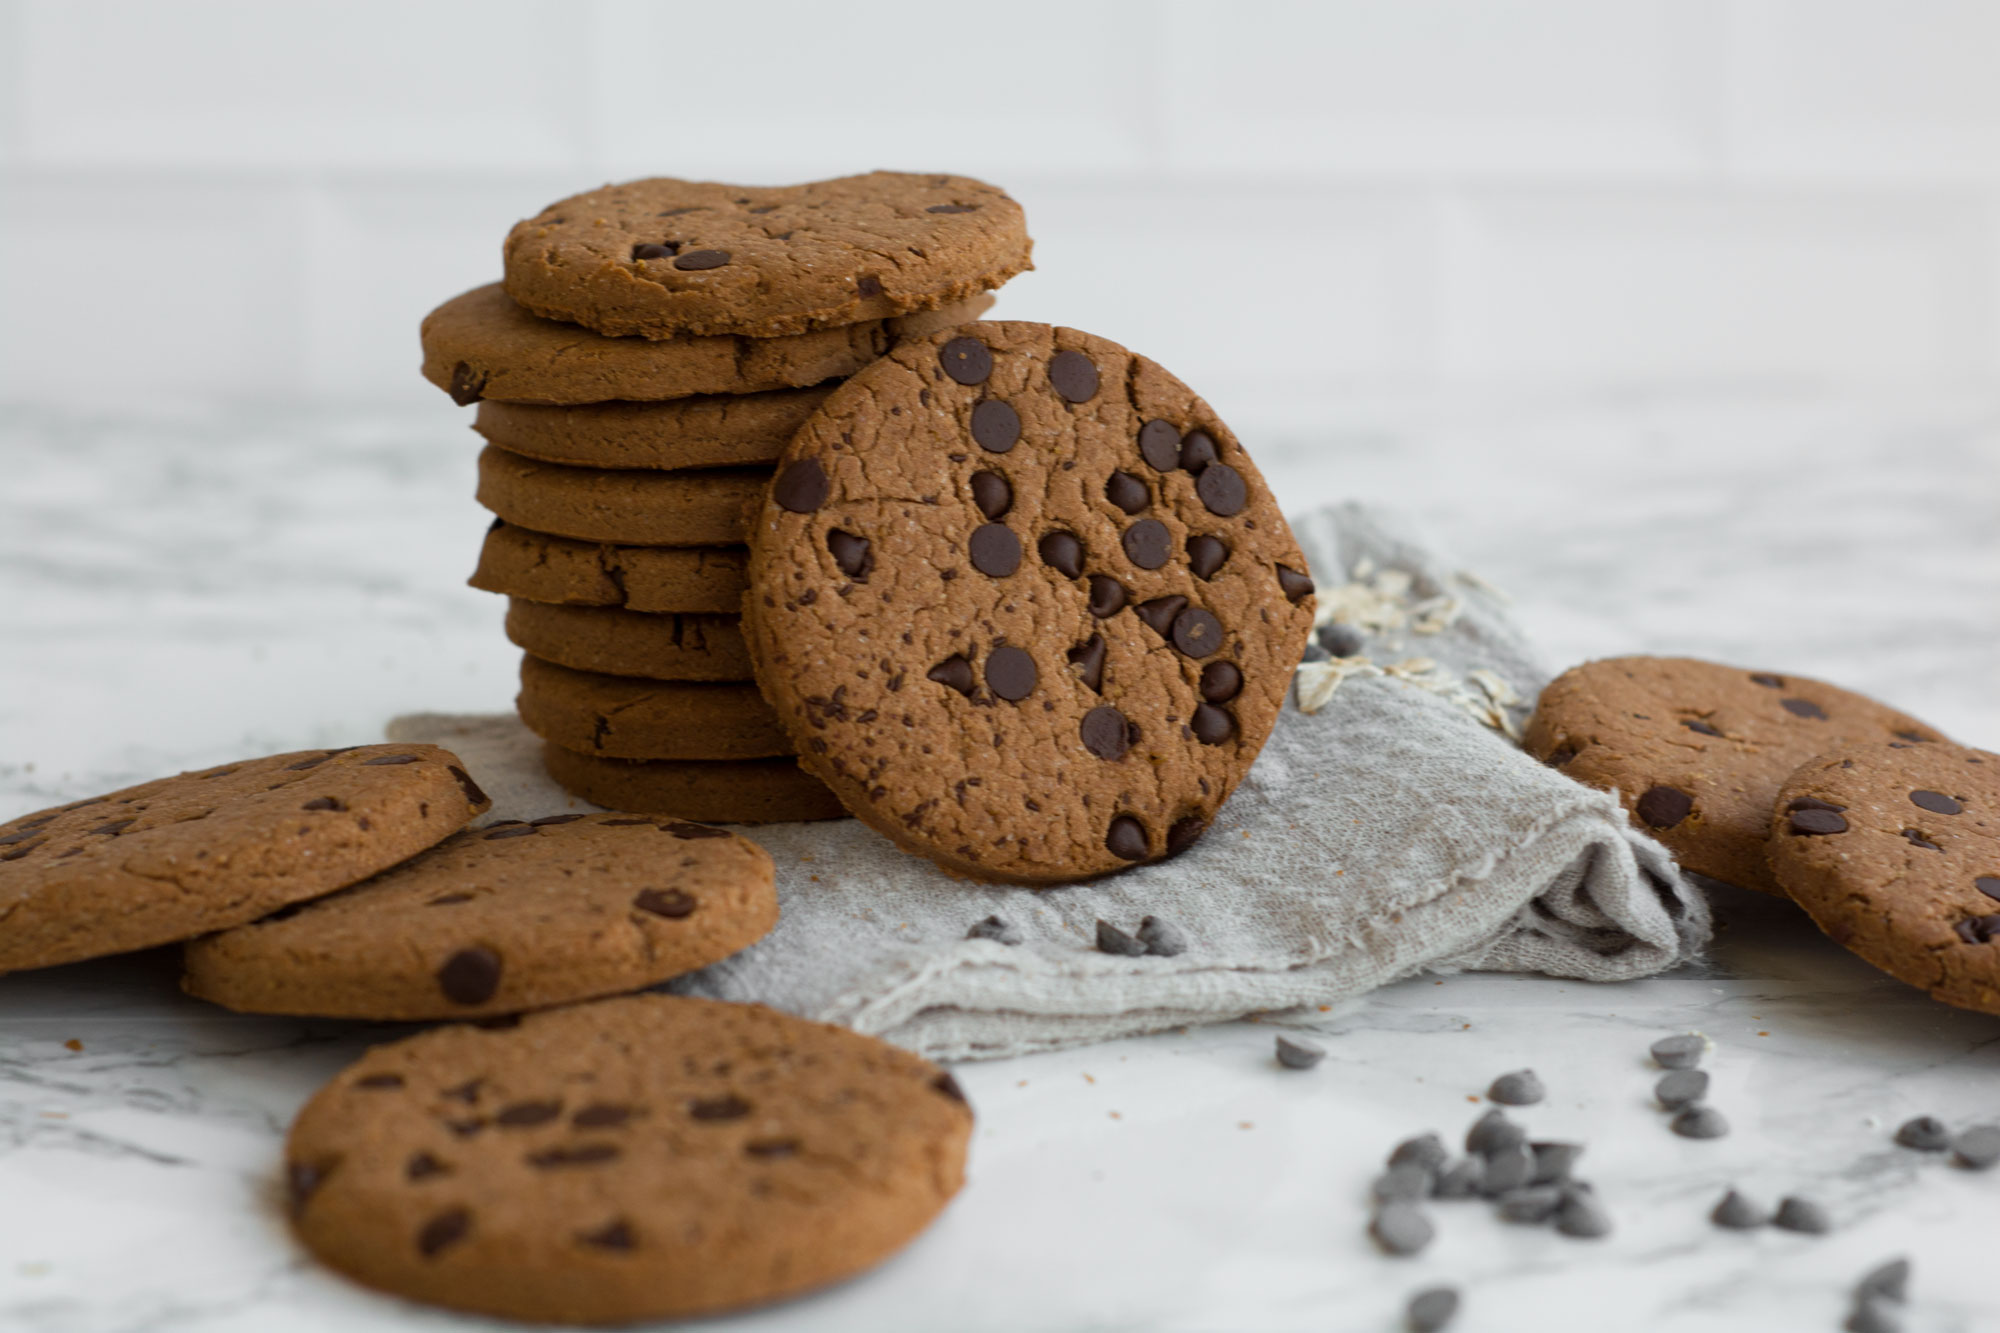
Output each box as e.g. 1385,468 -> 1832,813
2,392 -> 1997,1332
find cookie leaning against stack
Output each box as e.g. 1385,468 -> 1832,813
423,172 -> 1032,822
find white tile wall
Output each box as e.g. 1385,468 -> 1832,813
3,0 -> 1999,411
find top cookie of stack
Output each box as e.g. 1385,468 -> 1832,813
419,172 -> 1031,824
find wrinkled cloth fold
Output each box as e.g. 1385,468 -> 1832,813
392,501 -> 1707,1061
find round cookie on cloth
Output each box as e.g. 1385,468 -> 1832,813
474,387 -> 833,471
470,523 -> 748,615
540,747 -> 845,824
516,655 -> 790,761
1524,657 -> 1947,895
744,321 -> 1315,884
0,745 -> 489,974
501,171 -> 1029,339
1768,740 -> 2000,1015
283,994 -> 971,1324
475,447 -> 762,547
183,813 -> 775,1020
422,285 -> 993,406
505,600 -> 751,681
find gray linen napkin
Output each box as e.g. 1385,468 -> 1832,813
391,501 -> 1708,1061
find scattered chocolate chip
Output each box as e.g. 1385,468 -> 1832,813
495,1100 -> 563,1128
1178,430 -> 1218,473
1087,575 -> 1128,618
1683,719 -> 1722,736
1650,1034 -> 1705,1069
1370,1199 -> 1435,1256
1195,463 -> 1248,516
673,249 -> 729,271
1750,673 -> 1785,689
1773,1196 -> 1832,1233
634,888 -> 697,919
1137,916 -> 1187,957
1856,1259 -> 1911,1306
1407,1285 -> 1460,1331
363,753 -> 420,765
1199,661 -> 1243,703
1487,1069 -> 1544,1106
1530,1141 -> 1582,1185
528,1143 -> 621,1168
483,824 -> 537,840
970,471 -> 1012,519
1080,706 -> 1131,760
1138,419 -> 1181,471
1122,519 -> 1172,569
1048,350 -> 1099,402
1095,919 -> 1147,956
969,398 -> 1019,450
571,1103 -> 633,1129
1165,815 -> 1208,857
1635,786 -> 1693,829
1171,607 -> 1224,658
1298,641 -> 1330,664
1670,1105 -> 1729,1139
1104,471 -> 1149,514
1433,1157 -> 1484,1199
355,1073 -> 405,1090
1105,816 -> 1149,861
1186,534 -> 1229,580
1389,1133 -> 1448,1172
436,947 -> 502,1005
1136,595 -> 1187,637
940,337 -> 993,386
1909,789 -> 1962,815
1316,623 -> 1364,657
1893,1115 -> 1949,1151
1275,565 -> 1315,603
1951,1124 -> 2000,1170
927,655 -> 974,696
969,523 -> 1022,577
1067,634 -> 1106,692
689,1094 -> 751,1121
1556,1188 -> 1613,1239
406,1151 -> 446,1181
578,1219 -> 635,1250
966,914 -> 1022,945
984,645 -> 1037,701
1374,1163 -> 1433,1201
1466,1109 -> 1525,1157
1497,1185 -> 1563,1224
1789,807 -> 1849,835
631,242 -> 673,260
1039,531 -> 1085,579
827,529 -> 873,580
1190,704 -> 1235,745
1710,1188 -> 1765,1229
1481,1142 -> 1535,1195
417,1208 -> 470,1256
1655,1069 -> 1709,1110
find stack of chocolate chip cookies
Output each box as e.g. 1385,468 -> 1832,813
420,172 -> 1033,822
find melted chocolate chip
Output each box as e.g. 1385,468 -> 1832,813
300,796 -> 345,812
418,1208 -> 470,1257
1178,431 -> 1217,473
1039,531 -> 1085,578
573,1103 -> 633,1128
1088,575 -> 1129,618
495,1100 -> 563,1128
447,362 -> 486,405
1780,698 -> 1828,720
1139,419 -> 1181,470
1191,704 -> 1235,745
774,459 -> 830,513
856,274 -> 882,297
1635,786 -> 1693,829
970,471 -> 1012,519
1081,706 -> 1131,760
1200,661 -> 1243,703
1048,349 -> 1099,402
1789,808 -> 1849,835
969,524 -> 1022,577
1106,815 -> 1150,861
689,1094 -> 750,1121
436,947 -> 502,1005
1165,815 -> 1208,857
984,645 -> 1038,701
928,655 -> 974,696
1171,607 -> 1224,658
634,888 -> 697,918
1187,535 -> 1229,580
578,1219 -> 635,1250
1122,519 -> 1172,570
1067,635 -> 1107,692
528,1143 -> 621,1168
674,249 -> 729,270
1275,565 -> 1315,602
1911,789 -> 1962,815
827,529 -> 873,580
1195,463 -> 1248,517
970,399 -> 1019,451
940,337 -> 993,386
1105,471 -> 1149,514
1136,595 -> 1188,637
927,203 -> 979,214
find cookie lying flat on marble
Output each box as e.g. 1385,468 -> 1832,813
284,994 -> 971,1323
505,600 -> 751,681
476,447 -> 763,547
745,321 -> 1315,883
423,284 -> 993,405
1524,657 -> 1946,894
0,746 -> 488,974
539,746 -> 844,823
470,522 -> 748,615
184,813 -> 774,1020
1768,739 -> 2000,1015
502,171 -> 1029,339
474,387 -> 833,472
516,655 -> 790,761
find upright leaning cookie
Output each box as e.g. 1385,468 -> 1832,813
1525,657 -> 1946,894
744,321 -> 1315,884
0,745 -> 489,974
285,994 -> 972,1323
1768,740 -> 2000,1015
184,813 -> 776,1020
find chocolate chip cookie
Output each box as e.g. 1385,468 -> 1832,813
470,522 -> 748,615
0,745 -> 489,974
1525,657 -> 1946,894
474,386 -> 832,471
501,172 -> 1029,339
539,747 -> 844,824
184,813 -> 775,1020
284,994 -> 971,1323
476,447 -> 762,547
505,600 -> 750,681
516,655 -> 789,760
744,321 -> 1315,884
1768,740 -> 2000,1014
422,284 -> 992,406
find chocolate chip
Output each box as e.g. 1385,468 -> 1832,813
1488,1069 -> 1544,1105
299,796 -> 345,812
1087,575 -> 1128,618
1683,719 -> 1722,737
578,1219 -> 635,1250
0,830 -> 38,846
1186,534 -> 1229,580
932,1072 -> 967,1103
1497,1185 -> 1563,1224
969,524 -> 1021,577
631,242 -> 673,260
1195,463 -> 1247,516
1530,1142 -> 1582,1185
417,1208 -> 470,1256
1789,807 -> 1849,835
984,645 -> 1037,701
1067,635 -> 1106,692
1040,531 -> 1085,578
447,362 -> 486,405
1466,1109 -> 1525,1157
1655,1069 -> 1709,1109
1635,786 -> 1693,829
1137,915 -> 1187,957
856,275 -> 882,297
774,459 -> 829,513
406,1151 -> 446,1180
927,203 -> 978,213
362,753 -> 420,765
1275,1035 -> 1326,1069
1105,471 -> 1149,514
674,249 -> 729,270
970,471 -> 1012,519
1171,607 -> 1224,658
1389,1133 -> 1449,1173
1902,829 -> 1942,851
1788,796 -> 1846,812
1773,1196 -> 1832,1233
1894,1115 -> 1950,1151
1178,430 -> 1218,473
634,888 -> 697,918
1711,1188 -> 1767,1229
1910,789 -> 1962,814
1670,1105 -> 1729,1138
1481,1142 -> 1534,1195
941,337 -> 993,386
1954,915 -> 2000,944
1105,815 -> 1149,861
1952,1124 -> 2000,1170
1190,704 -> 1234,745
355,1072 -> 406,1091
1081,706 -> 1131,760
1407,1286 -> 1460,1331
1556,1190 -> 1613,1239
745,1138 -> 798,1160
1095,919 -> 1147,955
436,947 -> 502,1005
1165,815 -> 1208,856
1750,672 -> 1785,688
1370,1199 -> 1434,1256
1316,623 -> 1364,657
1122,518 -> 1172,569
1856,1258 -> 1910,1304
483,824 -> 537,840
572,1103 -> 633,1128
1978,877 -> 2000,903
1048,349 -> 1099,402
967,914 -> 1023,945
1136,595 -> 1187,637
85,818 -> 134,836
1275,564 -> 1315,603
927,655 -> 974,696
495,1100 -> 562,1128
285,754 -> 331,770
819,528 -> 874,582
1138,419 -> 1181,471
969,398 -> 1018,450
1780,697 -> 1828,720
1199,661 -> 1243,704
1373,1164 -> 1432,1202
665,822 -> 730,840
528,1143 -> 621,1167
1650,1034 -> 1704,1070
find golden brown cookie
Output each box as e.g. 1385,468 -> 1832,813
283,994 -> 972,1323
474,386 -> 832,471
1768,740 -> 2000,1014
183,813 -> 775,1020
745,321 -> 1314,884
1525,657 -> 1947,894
423,285 -> 993,406
540,746 -> 844,824
501,171 -> 1029,339
504,599 -> 750,681
469,522 -> 749,614
475,446 -> 762,547
0,746 -> 489,974
516,655 -> 789,761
